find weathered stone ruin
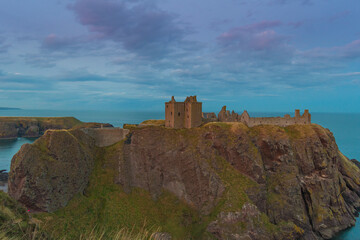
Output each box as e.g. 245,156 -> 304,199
166,97 -> 311,128
165,96 -> 202,129
204,106 -> 311,127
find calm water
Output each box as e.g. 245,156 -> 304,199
0,109 -> 359,239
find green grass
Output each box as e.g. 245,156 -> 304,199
0,191 -> 37,239
140,120 -> 165,126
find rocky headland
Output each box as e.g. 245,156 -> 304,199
6,122 -> 360,239
0,117 -> 113,139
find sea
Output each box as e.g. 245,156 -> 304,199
0,109 -> 359,239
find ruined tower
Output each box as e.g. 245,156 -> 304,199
165,96 -> 202,129
184,96 -> 202,128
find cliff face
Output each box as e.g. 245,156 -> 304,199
120,123 -> 360,239
8,123 -> 360,239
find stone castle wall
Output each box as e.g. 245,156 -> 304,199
203,106 -> 311,127
81,128 -> 129,147
185,101 -> 202,128
165,96 -> 202,129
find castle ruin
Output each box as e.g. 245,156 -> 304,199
214,106 -> 311,127
165,96 -> 202,129
165,96 -> 311,128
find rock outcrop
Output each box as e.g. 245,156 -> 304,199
8,123 -> 360,239
8,129 -> 96,212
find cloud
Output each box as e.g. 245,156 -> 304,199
328,10 -> 350,23
288,21 -> 304,29
217,21 -> 284,51
68,0 -> 187,59
0,37 -> 11,53
269,0 -> 312,5
57,69 -> 110,82
302,39 -> 360,60
42,34 -> 87,52
216,20 -> 293,65
21,53 -> 57,68
330,72 -> 360,77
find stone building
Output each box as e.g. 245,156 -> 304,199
211,106 -> 311,127
165,96 -> 202,129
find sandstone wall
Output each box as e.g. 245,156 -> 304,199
215,106 -> 311,127
247,116 -> 310,127
81,128 -> 129,147
185,102 -> 202,128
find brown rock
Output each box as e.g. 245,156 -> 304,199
8,129 -> 95,212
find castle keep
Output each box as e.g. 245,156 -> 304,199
165,96 -> 311,128
165,96 -> 202,129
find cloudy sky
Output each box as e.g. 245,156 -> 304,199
0,0 -> 359,112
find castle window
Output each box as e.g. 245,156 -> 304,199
178,112 -> 180,116
171,112 -> 172,116
167,105 -> 168,108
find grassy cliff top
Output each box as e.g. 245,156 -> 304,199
0,117 -> 82,128
0,116 -> 81,122
140,119 -> 165,126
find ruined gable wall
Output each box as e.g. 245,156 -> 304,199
202,112 -> 218,123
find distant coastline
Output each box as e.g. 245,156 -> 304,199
0,107 -> 21,110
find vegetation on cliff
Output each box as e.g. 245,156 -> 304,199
0,117 -> 82,139
6,122 -> 360,239
0,191 -> 38,239
0,117 -> 114,139
140,119 -> 165,126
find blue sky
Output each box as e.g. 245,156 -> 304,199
0,0 -> 359,112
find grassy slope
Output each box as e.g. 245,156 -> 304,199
0,191 -> 37,239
